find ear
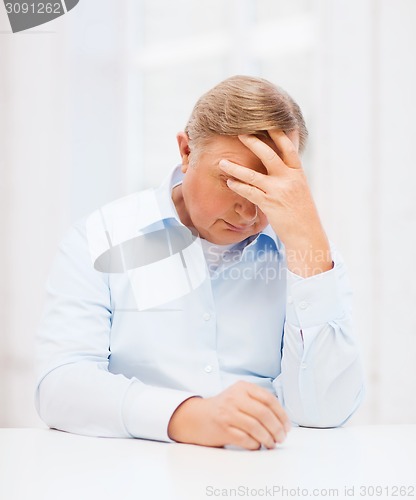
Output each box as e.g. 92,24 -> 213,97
176,132 -> 191,173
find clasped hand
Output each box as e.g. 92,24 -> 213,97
168,381 -> 291,450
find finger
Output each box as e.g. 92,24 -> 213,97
225,178 -> 266,207
238,134 -> 287,176
247,385 -> 292,433
227,426 -> 261,451
219,159 -> 268,192
230,411 -> 277,449
268,129 -> 302,169
238,397 -> 287,444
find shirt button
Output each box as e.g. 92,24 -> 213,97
299,301 -> 309,310
203,312 -> 211,321
287,296 -> 293,304
204,365 -> 213,373
300,363 -> 307,369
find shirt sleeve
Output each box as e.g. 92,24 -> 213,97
272,244 -> 364,428
35,220 -> 197,442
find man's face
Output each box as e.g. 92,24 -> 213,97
173,134 -> 272,244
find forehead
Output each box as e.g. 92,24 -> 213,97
197,135 -> 270,174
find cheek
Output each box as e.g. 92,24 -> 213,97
201,194 -> 233,221
213,188 -> 237,213
196,184 -> 234,216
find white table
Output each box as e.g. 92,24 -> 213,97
1,425 -> 415,500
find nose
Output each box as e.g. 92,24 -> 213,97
234,199 -> 258,223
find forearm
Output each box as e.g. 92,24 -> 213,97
283,217 -> 333,278
36,362 -> 195,441
36,362 -> 133,437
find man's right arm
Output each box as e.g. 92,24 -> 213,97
35,221 -> 196,441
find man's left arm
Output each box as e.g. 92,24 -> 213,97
276,244 -> 364,427
219,129 -> 364,426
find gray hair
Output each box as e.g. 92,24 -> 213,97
184,75 -> 308,154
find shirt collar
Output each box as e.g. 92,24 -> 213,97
152,165 -> 186,223
256,223 -> 282,252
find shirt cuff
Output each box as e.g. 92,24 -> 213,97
122,380 -> 198,442
285,261 -> 346,329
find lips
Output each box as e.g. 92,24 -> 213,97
224,221 -> 255,232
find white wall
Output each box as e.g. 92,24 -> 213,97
313,0 -> 416,424
0,10 -> 70,427
0,0 -> 128,427
0,0 -> 415,427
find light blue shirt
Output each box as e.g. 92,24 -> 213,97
35,166 -> 364,442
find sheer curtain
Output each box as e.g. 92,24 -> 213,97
1,0 -> 415,427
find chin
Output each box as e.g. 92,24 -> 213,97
208,231 -> 252,245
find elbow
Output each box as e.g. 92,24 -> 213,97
34,376 -> 59,430
288,383 -> 365,429
296,410 -> 355,429
301,386 -> 364,428
34,366 -> 78,432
